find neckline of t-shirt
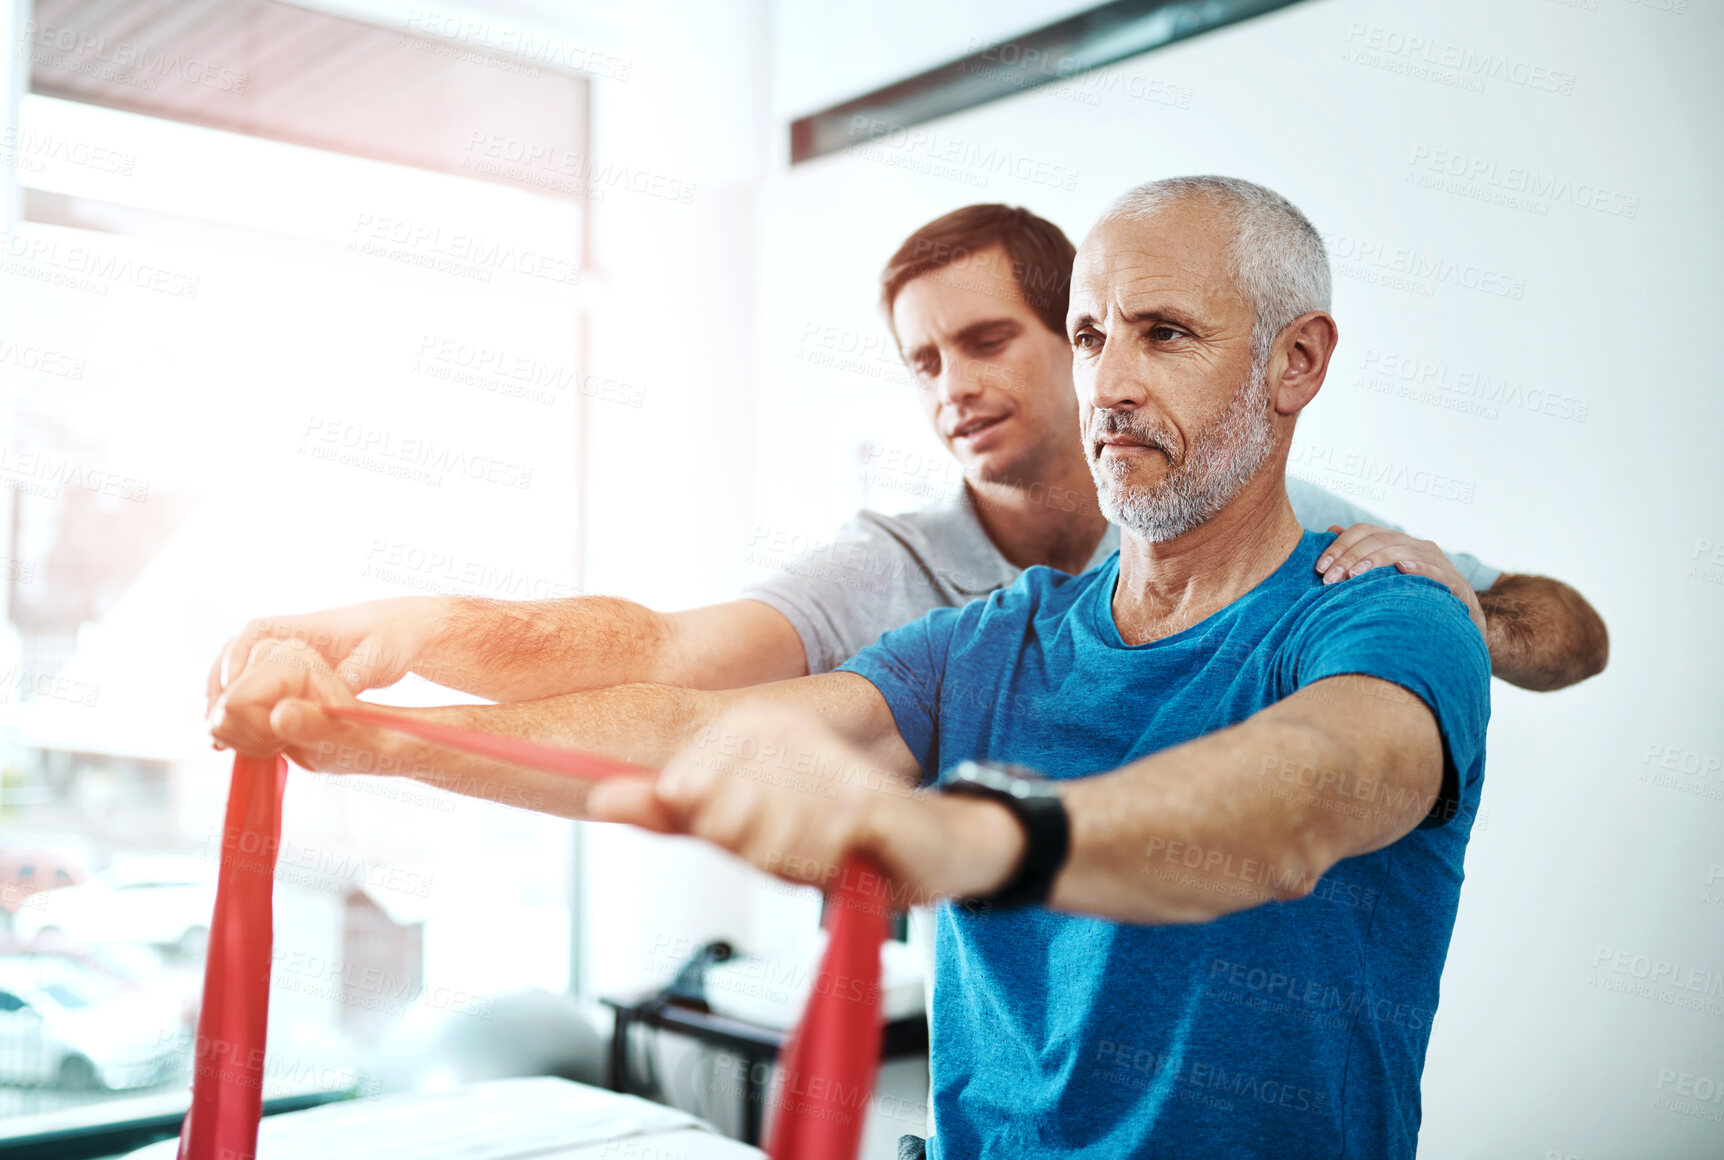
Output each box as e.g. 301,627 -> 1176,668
900,488 -> 1018,595
1089,527 -> 1325,650
947,484 -> 1072,594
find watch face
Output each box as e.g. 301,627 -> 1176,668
950,760 -> 1052,797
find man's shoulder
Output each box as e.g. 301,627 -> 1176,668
1282,529 -> 1454,608
838,496 -> 1015,596
1009,559 -> 1104,593
968,557 -> 1114,626
846,494 -> 969,542
1281,552 -> 1489,674
1236,530 -> 1477,647
1298,556 -> 1467,617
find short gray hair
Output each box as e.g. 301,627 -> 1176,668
1101,176 -> 1330,367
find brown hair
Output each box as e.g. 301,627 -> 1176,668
879,204 -> 1075,340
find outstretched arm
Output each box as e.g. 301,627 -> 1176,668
606,671 -> 1449,922
1048,673 -> 1443,922
206,636 -> 911,821
1318,524 -> 1608,691
206,595 -> 809,710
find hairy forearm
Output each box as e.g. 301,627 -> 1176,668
346,682 -> 710,820
327,672 -> 909,822
1479,573 -> 1609,692
414,596 -> 673,701
1049,681 -> 1439,924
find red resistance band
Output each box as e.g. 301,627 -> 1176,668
181,705 -> 889,1160
178,754 -> 288,1160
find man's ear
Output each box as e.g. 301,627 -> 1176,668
1271,311 -> 1339,416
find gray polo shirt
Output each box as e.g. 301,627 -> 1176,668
740,476 -> 1501,674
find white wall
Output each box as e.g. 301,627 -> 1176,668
756,1 -> 1724,1157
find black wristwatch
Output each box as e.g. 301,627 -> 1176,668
939,760 -> 1071,910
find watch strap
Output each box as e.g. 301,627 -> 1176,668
944,777 -> 1070,910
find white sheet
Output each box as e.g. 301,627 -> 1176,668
125,1076 -> 763,1160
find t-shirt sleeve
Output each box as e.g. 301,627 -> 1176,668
1282,570 -> 1492,829
836,606 -> 964,783
736,510 -> 930,675
1285,476 -> 1504,591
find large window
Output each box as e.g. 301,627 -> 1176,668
0,87 -> 587,1132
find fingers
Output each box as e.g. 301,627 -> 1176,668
1315,523 -> 1384,579
206,638 -> 235,715
657,738 -> 771,850
208,641 -> 292,756
331,619 -> 424,691
1323,530 -> 1481,631
1317,526 -> 1442,585
740,806 -> 824,887
334,636 -> 392,690
272,696 -> 367,768
206,610 -> 391,715
647,704 -> 886,887
209,638 -> 357,758
1325,531 -> 1404,581
271,697 -> 334,748
655,734 -> 727,816
586,779 -> 680,832
684,779 -> 765,851
206,627 -> 263,715
800,806 -> 871,889
271,699 -> 396,775
207,618 -> 304,713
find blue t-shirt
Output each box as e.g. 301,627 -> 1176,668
838,529 -> 1491,1159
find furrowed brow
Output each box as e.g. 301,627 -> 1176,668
1124,306 -> 1203,330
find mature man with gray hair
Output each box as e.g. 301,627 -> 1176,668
1090,176 -> 1332,542
217,177 -> 1503,1158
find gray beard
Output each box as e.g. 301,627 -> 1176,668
1087,359 -> 1276,542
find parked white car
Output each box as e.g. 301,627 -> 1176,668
0,956 -> 185,1090
11,856 -> 217,958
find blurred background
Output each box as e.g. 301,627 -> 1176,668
0,1 -> 1718,1157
